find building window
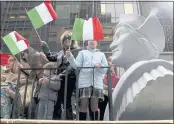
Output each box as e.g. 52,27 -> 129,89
19,15 -> 26,19
101,4 -> 106,14
49,32 -> 57,37
124,3 -> 134,14
70,13 -> 78,25
9,16 -> 15,19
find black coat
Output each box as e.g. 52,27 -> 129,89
41,42 -> 81,79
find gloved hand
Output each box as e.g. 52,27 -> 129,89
40,41 -> 50,54
40,41 -> 46,46
51,75 -> 62,81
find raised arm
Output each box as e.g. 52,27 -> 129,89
40,41 -> 58,62
66,50 -> 84,69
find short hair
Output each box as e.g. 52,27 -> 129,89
43,62 -> 55,69
43,62 -> 55,74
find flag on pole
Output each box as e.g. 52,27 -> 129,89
2,31 -> 29,55
0,53 -> 10,72
27,1 -> 58,29
72,17 -> 104,41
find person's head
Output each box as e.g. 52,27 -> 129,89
107,56 -> 112,62
6,56 -> 15,72
107,56 -> 112,66
43,62 -> 55,77
88,40 -> 98,49
5,55 -> 20,73
60,31 -> 79,49
110,10 -> 165,69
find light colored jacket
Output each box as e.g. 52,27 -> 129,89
37,75 -> 61,101
67,48 -> 108,90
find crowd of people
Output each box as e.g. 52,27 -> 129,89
1,31 -> 120,120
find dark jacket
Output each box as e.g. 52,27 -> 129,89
41,41 -> 81,79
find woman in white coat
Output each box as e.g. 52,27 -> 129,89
66,40 -> 108,120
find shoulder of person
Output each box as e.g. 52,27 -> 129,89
58,50 -> 64,55
100,52 -> 106,56
96,51 -> 105,56
79,49 -> 87,54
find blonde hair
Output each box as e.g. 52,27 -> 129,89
60,31 -> 72,44
60,31 -> 79,48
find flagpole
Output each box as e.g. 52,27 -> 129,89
25,8 -> 42,43
34,28 -> 42,42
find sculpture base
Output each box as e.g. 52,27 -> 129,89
1,119 -> 173,124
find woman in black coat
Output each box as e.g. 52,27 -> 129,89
40,31 -> 81,120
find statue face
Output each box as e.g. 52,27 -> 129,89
110,26 -> 142,67
110,13 -> 165,68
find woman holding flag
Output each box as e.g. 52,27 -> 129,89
65,17 -> 107,120
40,31 -> 81,120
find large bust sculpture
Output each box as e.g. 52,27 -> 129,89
104,10 -> 173,120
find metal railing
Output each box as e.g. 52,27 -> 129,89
11,66 -> 114,120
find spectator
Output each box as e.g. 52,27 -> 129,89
36,62 -> 61,120
40,31 -> 81,120
66,40 -> 108,120
98,56 -> 120,120
1,55 -> 24,118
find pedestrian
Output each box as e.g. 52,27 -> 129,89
66,40 -> 108,120
37,62 -> 61,120
40,31 -> 81,120
98,56 -> 120,120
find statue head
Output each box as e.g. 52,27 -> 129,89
110,10 -> 165,69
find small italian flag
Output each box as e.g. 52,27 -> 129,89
72,17 -> 104,41
2,31 -> 29,55
27,1 -> 58,29
0,53 -> 10,72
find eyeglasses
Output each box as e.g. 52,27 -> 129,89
63,35 -> 71,41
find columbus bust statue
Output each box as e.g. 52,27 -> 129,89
104,10 -> 173,120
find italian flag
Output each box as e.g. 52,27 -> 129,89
2,31 -> 29,55
72,17 -> 104,41
27,1 -> 58,29
0,53 -> 10,72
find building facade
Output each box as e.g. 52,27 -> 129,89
0,1 -> 173,55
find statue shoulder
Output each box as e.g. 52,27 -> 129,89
105,59 -> 173,120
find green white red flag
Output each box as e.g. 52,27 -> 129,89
72,17 -> 104,41
27,1 -> 58,29
2,31 -> 29,55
